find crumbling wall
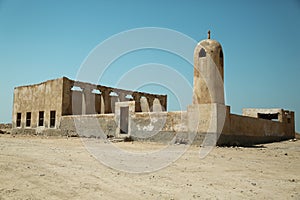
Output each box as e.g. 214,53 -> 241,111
58,111 -> 188,142
131,112 -> 187,133
0,123 -> 12,129
0,123 -> 12,134
61,77 -> 167,116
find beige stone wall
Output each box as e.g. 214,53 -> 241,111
221,112 -> 295,138
227,114 -> 283,136
131,111 -> 187,133
217,111 -> 295,145
239,108 -> 295,136
12,78 -> 64,129
59,111 -> 187,142
62,110 -> 187,138
59,114 -> 116,137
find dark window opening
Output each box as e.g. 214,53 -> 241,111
38,111 -> 44,126
16,113 -> 21,127
26,112 -> 31,127
50,111 -> 56,128
199,48 -> 206,58
258,113 -> 279,121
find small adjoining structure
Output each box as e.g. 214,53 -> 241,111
12,31 -> 295,145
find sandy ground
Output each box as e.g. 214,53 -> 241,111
0,134 -> 299,200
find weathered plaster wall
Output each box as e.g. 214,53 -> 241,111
129,111 -> 207,144
228,114 -> 285,136
59,114 -> 116,137
218,112 -> 295,145
57,110 -> 207,144
58,111 -> 187,138
57,111 -> 206,144
130,111 -> 187,140
12,78 -> 64,129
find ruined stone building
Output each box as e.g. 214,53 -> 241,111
12,77 -> 166,135
12,31 -> 295,145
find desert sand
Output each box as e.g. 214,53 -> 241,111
0,134 -> 299,200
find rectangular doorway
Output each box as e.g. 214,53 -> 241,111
120,106 -> 129,134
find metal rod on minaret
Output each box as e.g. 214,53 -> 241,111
208,30 -> 211,39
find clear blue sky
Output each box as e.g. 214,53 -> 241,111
0,0 -> 299,132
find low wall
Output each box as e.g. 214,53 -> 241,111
58,112 -> 190,143
10,128 -> 62,136
60,114 -> 117,137
218,114 -> 295,145
10,108 -> 295,146
129,111 -> 206,144
57,111 -> 212,145
131,111 -> 187,135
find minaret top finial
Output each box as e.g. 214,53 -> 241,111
208,30 -> 211,39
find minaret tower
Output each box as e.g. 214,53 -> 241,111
193,30 -> 225,105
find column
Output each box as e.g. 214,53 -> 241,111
102,89 -> 112,113
132,92 -> 141,112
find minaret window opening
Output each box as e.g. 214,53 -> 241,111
199,48 -> 206,58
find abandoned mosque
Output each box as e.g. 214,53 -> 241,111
11,31 -> 295,145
